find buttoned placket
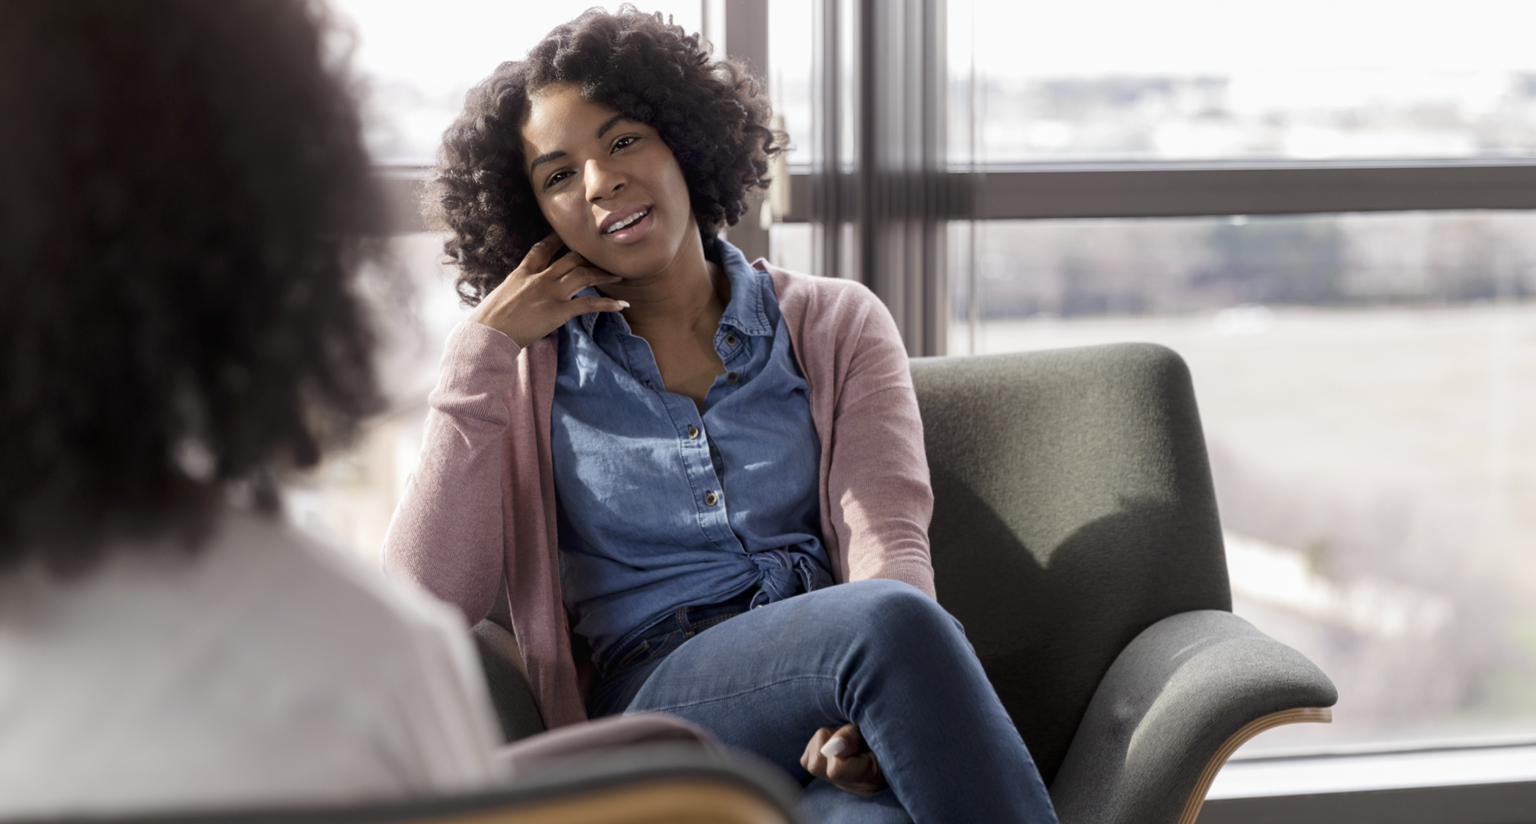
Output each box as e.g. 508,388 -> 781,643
608,319 -> 760,556
577,272 -> 773,559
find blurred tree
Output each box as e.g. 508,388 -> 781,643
1199,217 -> 1346,305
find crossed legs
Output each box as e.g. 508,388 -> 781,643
601,579 -> 1057,824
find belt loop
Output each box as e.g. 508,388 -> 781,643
675,604 -> 691,634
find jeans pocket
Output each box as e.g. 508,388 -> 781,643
690,611 -> 743,633
610,639 -> 653,673
611,631 -> 679,675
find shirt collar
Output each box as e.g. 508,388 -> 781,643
577,238 -> 773,338
714,238 -> 773,338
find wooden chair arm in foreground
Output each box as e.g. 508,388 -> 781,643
32,744 -> 799,824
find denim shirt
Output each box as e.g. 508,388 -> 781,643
551,240 -> 833,671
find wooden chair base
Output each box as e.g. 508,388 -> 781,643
435,779 -> 793,824
1178,707 -> 1334,824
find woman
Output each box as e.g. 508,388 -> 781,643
384,7 -> 1056,822
0,0 -> 502,815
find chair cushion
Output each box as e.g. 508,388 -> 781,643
911,343 -> 1231,784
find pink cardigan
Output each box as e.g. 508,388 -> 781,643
383,262 -> 935,729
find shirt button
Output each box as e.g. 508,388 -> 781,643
687,425 -> 700,439
726,371 -> 740,384
705,491 -> 719,506
725,333 -> 738,346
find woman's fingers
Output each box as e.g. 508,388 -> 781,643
802,726 -> 833,772
565,294 -> 629,320
820,723 -> 865,758
559,265 -> 622,297
544,246 -> 588,275
801,725 -> 887,797
525,248 -> 620,300
520,232 -> 565,274
469,240 -> 626,348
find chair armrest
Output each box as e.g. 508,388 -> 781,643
88,744 -> 802,824
1049,610 -> 1337,824
472,619 -> 546,743
498,713 -> 723,778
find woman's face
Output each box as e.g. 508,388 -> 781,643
521,83 -> 699,281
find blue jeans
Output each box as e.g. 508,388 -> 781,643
586,579 -> 1058,824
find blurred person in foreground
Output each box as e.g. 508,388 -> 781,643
0,0 -> 504,815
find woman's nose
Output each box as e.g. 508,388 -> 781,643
584,158 -> 624,202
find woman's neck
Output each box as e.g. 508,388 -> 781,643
603,233 -> 727,342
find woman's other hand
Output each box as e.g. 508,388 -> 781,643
468,233 -> 626,349
801,723 -> 888,796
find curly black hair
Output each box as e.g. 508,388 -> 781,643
428,5 -> 781,306
0,0 -> 384,573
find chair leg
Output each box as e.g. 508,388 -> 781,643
1177,707 -> 1333,824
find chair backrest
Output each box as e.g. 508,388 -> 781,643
911,343 -> 1231,786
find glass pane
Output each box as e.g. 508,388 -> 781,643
327,1 -> 703,165
769,0 -> 814,166
770,222 -> 815,274
283,234 -> 469,564
948,0 -> 1536,163
951,211 -> 1536,752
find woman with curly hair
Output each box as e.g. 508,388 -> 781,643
384,6 -> 1056,821
0,0 -> 501,815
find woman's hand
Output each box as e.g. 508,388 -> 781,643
468,233 -> 626,349
801,724 -> 887,796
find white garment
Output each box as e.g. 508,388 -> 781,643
0,508 -> 506,818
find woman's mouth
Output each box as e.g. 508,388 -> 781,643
602,207 -> 652,242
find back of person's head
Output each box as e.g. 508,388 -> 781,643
0,0 -> 384,574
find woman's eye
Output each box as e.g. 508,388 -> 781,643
612,135 -> 638,152
545,170 -> 572,189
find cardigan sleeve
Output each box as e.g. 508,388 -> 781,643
381,321 -> 521,626
823,290 -> 936,598
771,267 -> 936,599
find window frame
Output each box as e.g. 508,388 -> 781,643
783,160 -> 1536,223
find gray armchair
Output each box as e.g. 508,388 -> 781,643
911,343 -> 1336,824
475,341 -> 1337,824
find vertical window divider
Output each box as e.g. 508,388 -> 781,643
710,0 -> 772,262
808,0 -> 956,356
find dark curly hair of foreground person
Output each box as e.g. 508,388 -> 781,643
0,0 -> 384,573
429,5 -> 781,306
